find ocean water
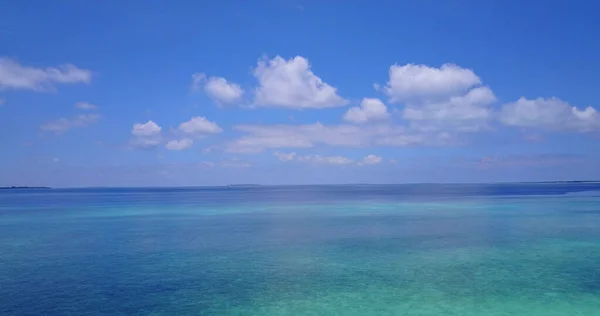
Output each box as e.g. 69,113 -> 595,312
1,183 -> 600,315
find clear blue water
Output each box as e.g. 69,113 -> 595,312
1,183 -> 600,315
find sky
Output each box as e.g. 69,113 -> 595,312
1,0 -> 600,187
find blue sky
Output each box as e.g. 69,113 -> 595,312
1,0 -> 600,187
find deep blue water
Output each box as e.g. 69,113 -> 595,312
2,183 -> 600,315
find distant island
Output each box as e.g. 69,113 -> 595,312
0,186 -> 51,190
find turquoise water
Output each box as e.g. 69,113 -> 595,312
1,184 -> 600,315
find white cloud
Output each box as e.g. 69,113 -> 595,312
191,73 -> 244,105
298,155 -> 354,165
499,97 -> 600,132
253,56 -> 348,109
0,57 -> 91,91
272,152 -> 382,166
343,98 -> 389,123
382,63 -> 481,103
227,123 -> 364,153
131,120 -> 162,147
403,86 -> 496,132
221,159 -> 252,168
379,63 -> 496,132
226,122 -> 455,153
362,154 -> 382,165
178,116 -> 223,135
274,151 -> 297,161
477,154 -> 584,169
227,63 -> 495,152
40,114 -> 101,134
165,138 -> 193,151
130,118 -> 221,149
132,120 -> 161,137
75,101 -> 97,110
403,87 -> 495,121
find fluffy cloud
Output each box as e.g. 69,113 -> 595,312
75,101 -> 97,110
253,56 -> 348,109
131,120 -> 162,147
0,57 -> 91,91
382,63 -> 481,103
165,139 -> 193,151
178,116 -> 223,135
499,97 -> 600,132
343,98 -> 389,123
379,63 -> 496,132
191,73 -> 244,105
226,122 -> 455,153
132,120 -> 161,136
403,87 -> 495,121
362,154 -> 382,165
130,118 -> 221,149
40,114 -> 101,134
404,86 -> 496,132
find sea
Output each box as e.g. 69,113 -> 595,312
1,183 -> 600,315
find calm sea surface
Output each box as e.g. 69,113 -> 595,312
1,183 -> 600,315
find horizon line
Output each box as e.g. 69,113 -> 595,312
5,180 -> 600,190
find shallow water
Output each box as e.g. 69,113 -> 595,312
1,184 -> 600,315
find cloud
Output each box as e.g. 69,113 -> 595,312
191,73 -> 244,105
382,63 -> 481,103
165,138 -> 193,151
498,97 -> 600,132
130,118 -> 221,149
131,120 -> 162,147
477,154 -> 584,169
362,154 -> 382,165
178,116 -> 223,135
274,151 -> 297,161
75,101 -> 97,110
224,62 -> 496,153
297,155 -> 354,165
378,63 -> 496,132
403,86 -> 496,132
0,57 -> 91,91
272,152 -> 383,166
253,56 -> 348,109
226,122 -> 454,153
40,114 -> 101,134
343,98 -> 389,123
221,159 -> 252,168
132,120 -> 161,136
403,86 -> 495,121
